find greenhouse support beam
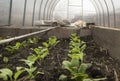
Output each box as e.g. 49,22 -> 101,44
46,0 -> 53,20
38,0 -> 43,20
8,0 -> 13,26
49,0 -> 59,20
98,0 -> 105,26
47,0 -> 56,20
22,0 -> 27,26
32,0 -> 37,26
94,0 -> 102,26
104,0 -> 110,27
67,0 -> 69,19
90,0 -> 99,25
111,0 -> 116,27
81,0 -> 83,26
0,27 -> 56,45
43,0 -> 50,20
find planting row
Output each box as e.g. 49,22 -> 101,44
0,34 -> 107,81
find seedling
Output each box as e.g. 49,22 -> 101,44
28,37 -> 39,44
62,55 -> 90,81
21,40 -> 30,47
5,42 -> 21,54
42,36 -> 59,48
0,67 -> 27,81
33,47 -> 49,60
60,34 -> 106,81
0,68 -> 13,81
20,55 -> 44,79
20,55 -> 38,68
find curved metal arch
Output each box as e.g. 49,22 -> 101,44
22,0 -> 27,26
44,0 -> 53,20
32,0 -> 37,26
48,0 -> 60,20
104,0 -> 110,27
43,0 -> 50,20
98,0 -> 105,26
46,0 -> 54,20
51,0 -> 60,20
8,0 -> 13,26
111,0 -> 116,27
91,0 -> 102,26
38,0 -> 44,20
48,0 -> 59,20
89,0 -> 99,25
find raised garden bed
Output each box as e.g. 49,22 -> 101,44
0,35 -> 120,81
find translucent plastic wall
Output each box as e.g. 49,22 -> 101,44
54,0 -> 96,23
54,0 -> 120,28
0,0 -> 120,28
0,0 -> 10,25
0,0 -> 58,26
90,0 -> 120,28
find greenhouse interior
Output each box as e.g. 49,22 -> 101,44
0,0 -> 120,81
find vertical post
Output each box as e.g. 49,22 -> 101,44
46,0 -> 53,20
104,0 -> 110,27
90,0 -> 99,25
94,0 -> 101,26
39,0 -> 43,20
67,0 -> 69,19
32,0 -> 37,26
81,0 -> 83,27
49,0 -> 59,20
98,0 -> 105,26
111,0 -> 116,27
43,0 -> 49,20
8,0 -> 13,26
23,0 -> 27,26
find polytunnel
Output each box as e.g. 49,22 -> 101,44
0,0 -> 120,81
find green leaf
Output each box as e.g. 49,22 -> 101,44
14,69 -> 25,81
72,73 -> 88,81
42,42 -> 49,48
83,79 -> 93,81
59,74 -> 67,81
3,57 -> 9,63
27,55 -> 37,62
20,59 -> 35,68
62,61 -> 71,69
0,74 -> 8,80
48,36 -> 59,46
78,63 -> 88,74
0,68 -> 13,81
16,67 -> 24,71
5,46 -> 15,54
34,47 -> 42,55
21,40 -> 29,47
15,42 -> 21,49
25,67 -> 37,79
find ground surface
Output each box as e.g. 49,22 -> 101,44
0,36 -> 120,81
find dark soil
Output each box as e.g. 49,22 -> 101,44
0,36 -> 120,81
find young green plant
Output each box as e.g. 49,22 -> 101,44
0,67 -> 26,81
5,42 -> 21,54
42,36 -> 60,48
60,34 -> 106,81
20,55 -> 44,79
